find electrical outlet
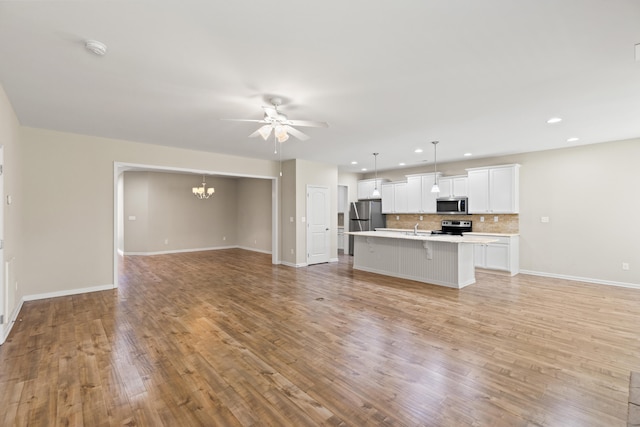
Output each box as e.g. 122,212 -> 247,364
223,236 -> 226,241
622,262 -> 630,271
164,239 -> 169,245
419,215 -> 423,221
480,216 -> 484,222
290,216 -> 294,223
494,216 -> 499,222
396,215 -> 399,220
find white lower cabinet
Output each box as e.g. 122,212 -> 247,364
472,234 -> 519,276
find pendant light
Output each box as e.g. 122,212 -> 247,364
371,152 -> 381,197
431,141 -> 440,193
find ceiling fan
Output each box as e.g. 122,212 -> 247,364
223,97 -> 328,143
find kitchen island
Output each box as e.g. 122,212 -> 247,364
348,230 -> 497,289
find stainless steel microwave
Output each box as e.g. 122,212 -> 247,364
436,197 -> 469,215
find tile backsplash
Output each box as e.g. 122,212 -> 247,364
385,214 -> 519,234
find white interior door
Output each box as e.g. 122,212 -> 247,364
307,185 -> 330,265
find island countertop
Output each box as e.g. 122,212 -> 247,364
347,230 -> 498,244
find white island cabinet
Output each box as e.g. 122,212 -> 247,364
467,233 -> 519,275
349,231 -> 497,289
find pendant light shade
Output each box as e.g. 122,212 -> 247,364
371,152 -> 381,197
431,141 -> 440,193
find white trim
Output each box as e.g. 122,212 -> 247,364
124,245 -> 239,256
281,261 -> 308,268
23,284 -> 115,302
236,246 -> 273,255
0,296 -> 23,345
329,257 -> 339,263
123,246 -> 272,256
519,270 -> 640,290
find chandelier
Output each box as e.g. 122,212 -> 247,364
192,175 -> 215,199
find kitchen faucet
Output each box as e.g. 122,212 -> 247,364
414,223 -> 419,235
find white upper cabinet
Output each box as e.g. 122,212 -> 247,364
466,164 -> 520,213
357,178 -> 389,200
438,175 -> 468,198
381,182 -> 408,213
406,173 -> 441,213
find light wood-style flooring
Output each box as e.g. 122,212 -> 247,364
1,249 -> 639,426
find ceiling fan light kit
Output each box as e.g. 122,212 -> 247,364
223,97 -> 328,146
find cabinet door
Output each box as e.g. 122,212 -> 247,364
438,178 -> 453,198
485,243 -> 510,271
406,176 -> 422,213
381,183 -> 394,213
474,243 -> 485,267
452,176 -> 468,197
489,167 -> 516,213
421,175 -> 438,213
467,169 -> 489,213
394,182 -> 408,213
357,181 -> 369,200
358,180 -> 379,200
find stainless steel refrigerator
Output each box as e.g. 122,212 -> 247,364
348,200 -> 386,255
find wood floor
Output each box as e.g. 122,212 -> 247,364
1,249 -> 639,426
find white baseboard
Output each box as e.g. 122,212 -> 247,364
0,297 -> 24,345
124,245 -> 238,256
519,270 -> 640,290
23,283 -> 116,302
329,257 -> 339,263
280,261 -> 308,268
236,246 -> 273,255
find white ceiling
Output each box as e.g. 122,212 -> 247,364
1,1 -> 639,173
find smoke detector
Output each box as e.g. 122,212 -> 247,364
84,39 -> 107,56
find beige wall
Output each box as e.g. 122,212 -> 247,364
3,81 -> 639,320
20,126 -> 280,297
280,160 -> 297,265
236,177 -> 272,252
122,172 -> 271,254
366,139 -> 640,286
0,85 -> 23,330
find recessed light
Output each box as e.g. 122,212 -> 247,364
547,117 -> 562,124
414,148 -> 423,153
464,153 -> 472,157
399,162 -> 406,166
567,137 -> 579,143
361,168 -> 367,171
351,161 -> 358,165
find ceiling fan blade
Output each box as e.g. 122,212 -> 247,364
286,119 -> 328,128
284,125 -> 310,141
221,118 -> 268,124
